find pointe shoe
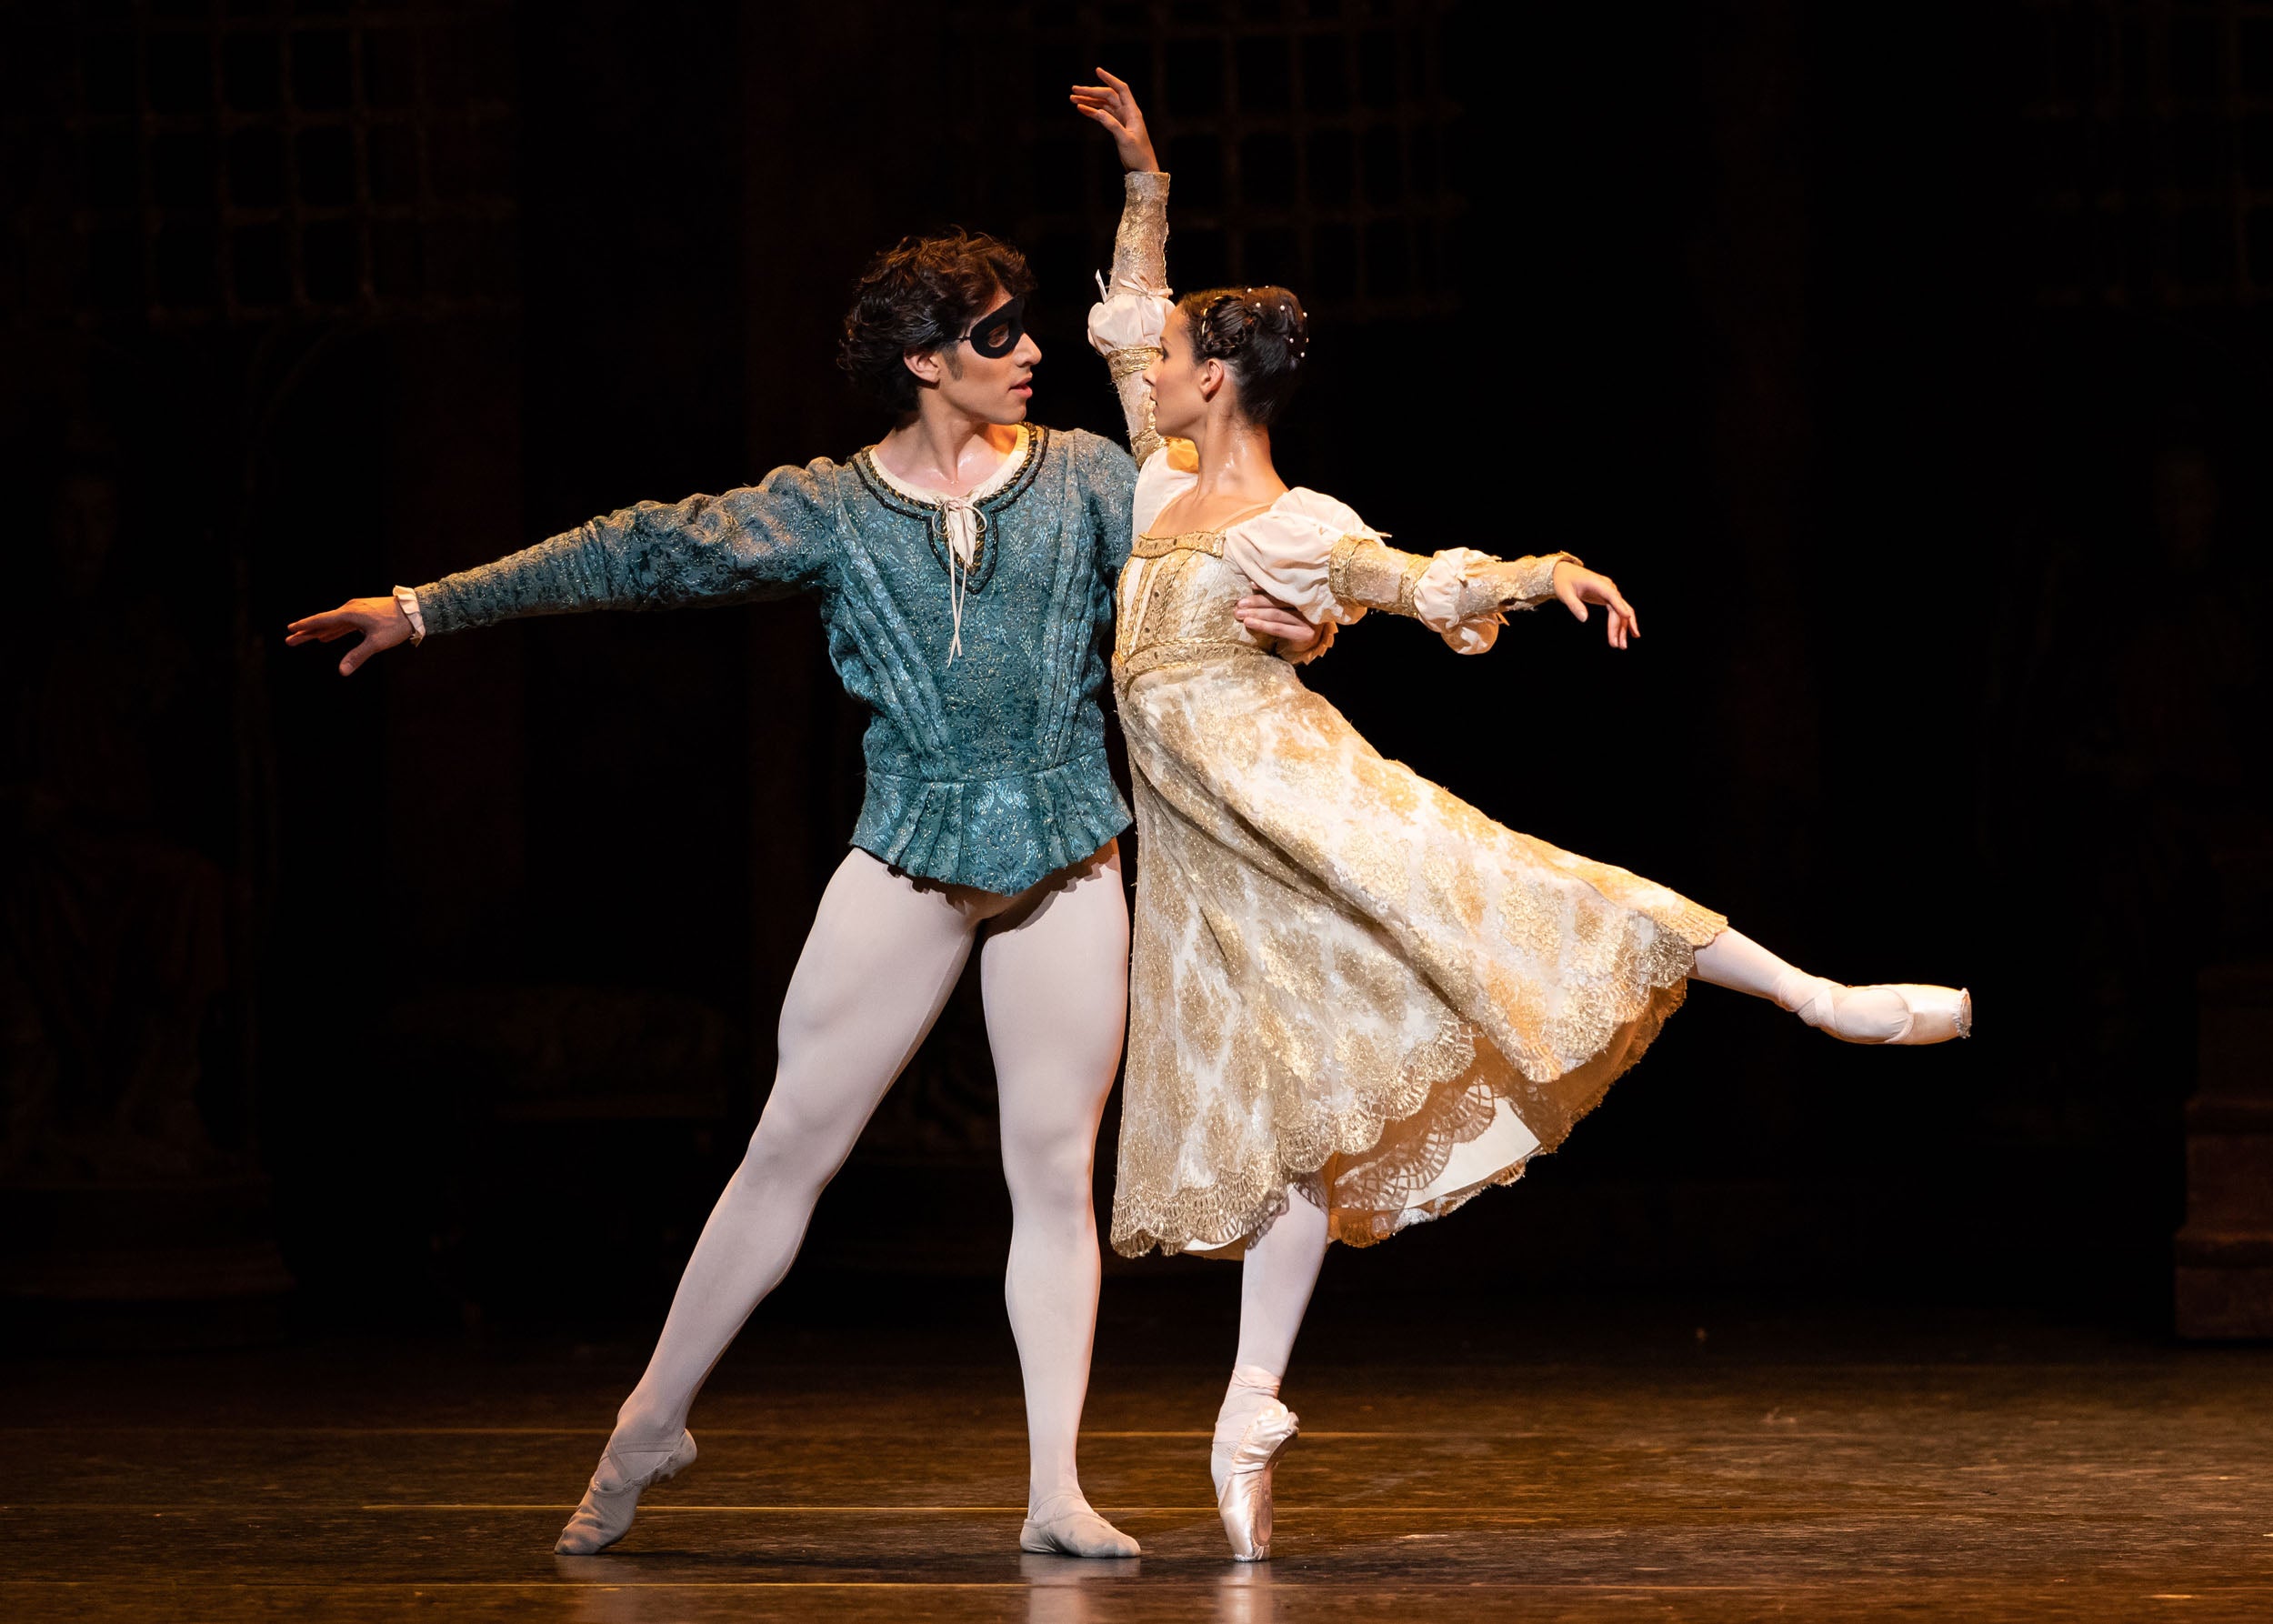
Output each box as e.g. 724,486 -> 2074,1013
1785,977 -> 1973,1046
554,1431 -> 696,1555
1215,1398 -> 1299,1561
1019,1492 -> 1142,1558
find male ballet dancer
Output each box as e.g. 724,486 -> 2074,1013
290,111 -> 1306,1557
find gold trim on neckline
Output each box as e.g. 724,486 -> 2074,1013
1131,529 -> 1227,558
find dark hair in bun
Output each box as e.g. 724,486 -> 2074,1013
1177,285 -> 1308,426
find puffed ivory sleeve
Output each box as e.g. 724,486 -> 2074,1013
1328,534 -> 1577,655
1086,170 -> 1173,467
412,460 -> 836,636
1217,490 -> 1372,666
1220,489 -> 1575,657
1131,444 -> 1196,537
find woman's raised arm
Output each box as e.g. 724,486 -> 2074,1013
1074,69 -> 1173,466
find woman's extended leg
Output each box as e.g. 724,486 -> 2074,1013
557,849 -> 980,1554
978,841 -> 1138,1557
1691,928 -> 1970,1045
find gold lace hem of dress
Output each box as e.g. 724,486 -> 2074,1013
1109,923 -> 1708,1258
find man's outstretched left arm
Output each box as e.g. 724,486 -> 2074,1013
410,462 -> 837,637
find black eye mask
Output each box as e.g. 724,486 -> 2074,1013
959,295 -> 1026,359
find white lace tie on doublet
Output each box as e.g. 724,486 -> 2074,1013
863,424 -> 1030,667
938,493 -> 981,665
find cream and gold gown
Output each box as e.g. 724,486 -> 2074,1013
1106,452 -> 1729,1258
1085,170 -> 1727,1258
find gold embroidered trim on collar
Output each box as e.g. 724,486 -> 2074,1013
1131,528 -> 1227,559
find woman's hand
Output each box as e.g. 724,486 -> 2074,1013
285,596 -> 413,675
1551,559 -> 1639,649
1071,67 -> 1159,173
1235,594 -> 1322,653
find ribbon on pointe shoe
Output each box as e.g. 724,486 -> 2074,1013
1216,1399 -> 1299,1561
1775,973 -> 1972,1046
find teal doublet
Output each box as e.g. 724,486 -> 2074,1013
415,426 -> 1138,894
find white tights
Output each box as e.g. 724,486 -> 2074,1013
609,842 -> 1129,1519
1213,1185 -> 1331,1483
1216,927 -> 1865,1439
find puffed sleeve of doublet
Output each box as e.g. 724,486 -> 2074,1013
1086,171 -> 1173,466
411,459 -> 838,637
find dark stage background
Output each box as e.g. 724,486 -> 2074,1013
4,0 -> 2268,1346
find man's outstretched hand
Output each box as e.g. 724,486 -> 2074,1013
1234,595 -> 1322,653
285,596 -> 413,676
1071,68 -> 1158,173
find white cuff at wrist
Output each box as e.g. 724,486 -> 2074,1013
393,585 -> 426,645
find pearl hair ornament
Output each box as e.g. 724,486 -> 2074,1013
1188,285 -> 1308,376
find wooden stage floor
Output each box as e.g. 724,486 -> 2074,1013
8,1295 -> 2272,1621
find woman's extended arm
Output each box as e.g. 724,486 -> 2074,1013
1218,491 -> 1636,657
1075,70 -> 1172,466
1327,536 -> 1639,651
286,462 -> 835,675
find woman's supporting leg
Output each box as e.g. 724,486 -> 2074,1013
1691,928 -> 1970,1045
557,851 -> 980,1552
979,842 -> 1137,1556
1202,1186 -> 1328,1559
1217,1186 -> 1330,1482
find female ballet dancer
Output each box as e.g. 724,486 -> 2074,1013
287,196 -> 1317,1558
1073,72 -> 1970,1562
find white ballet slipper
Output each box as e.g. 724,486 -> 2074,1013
1019,1491 -> 1141,1557
554,1430 -> 696,1555
1214,1399 -> 1299,1561
1782,977 -> 1972,1046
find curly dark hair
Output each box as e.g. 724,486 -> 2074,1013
1177,285 -> 1309,426
837,228 -> 1037,414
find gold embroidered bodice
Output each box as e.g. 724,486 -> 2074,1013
1113,527 -> 1281,684
1112,519 -> 1574,690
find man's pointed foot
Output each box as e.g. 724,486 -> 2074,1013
553,1431 -> 696,1555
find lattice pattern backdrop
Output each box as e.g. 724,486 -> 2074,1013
2024,0 -> 2273,306
8,0 -> 517,327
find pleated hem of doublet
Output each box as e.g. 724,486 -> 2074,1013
853,747 -> 1133,896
